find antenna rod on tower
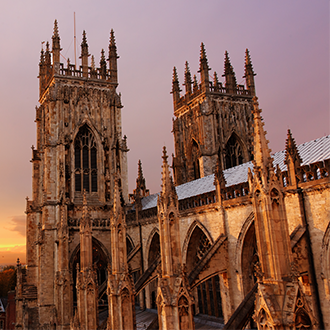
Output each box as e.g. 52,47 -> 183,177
74,12 -> 77,69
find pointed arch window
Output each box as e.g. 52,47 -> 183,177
74,125 -> 97,193
225,134 -> 244,169
191,141 -> 200,180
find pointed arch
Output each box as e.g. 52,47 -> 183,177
69,237 -> 111,309
321,221 -> 330,294
182,220 -> 213,274
191,139 -> 201,180
126,234 -> 134,256
145,228 -> 160,267
224,132 -> 248,169
71,120 -> 104,201
235,212 -> 257,295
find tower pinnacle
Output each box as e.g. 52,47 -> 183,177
243,49 -> 256,96
199,42 -> 211,92
223,51 -> 237,94
52,20 -> 61,72
184,61 -> 192,94
108,29 -> 119,85
171,67 -> 181,104
80,30 -> 90,77
252,97 -> 272,173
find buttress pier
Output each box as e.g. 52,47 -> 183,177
16,21 -> 129,330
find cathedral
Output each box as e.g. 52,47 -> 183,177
15,21 -> 330,330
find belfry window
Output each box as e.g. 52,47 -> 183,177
225,134 -> 244,169
74,125 -> 97,193
191,141 -> 200,180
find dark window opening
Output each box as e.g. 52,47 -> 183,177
74,125 -> 98,193
225,135 -> 244,169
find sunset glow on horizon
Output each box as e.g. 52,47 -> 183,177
0,0 -> 329,265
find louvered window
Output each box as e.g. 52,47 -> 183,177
75,125 -> 98,193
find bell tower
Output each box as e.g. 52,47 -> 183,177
172,45 -> 256,185
17,20 -> 129,330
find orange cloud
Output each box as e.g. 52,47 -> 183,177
5,215 -> 26,237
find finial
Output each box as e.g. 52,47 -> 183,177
222,51 -> 237,94
199,43 -> 210,92
252,96 -> 272,171
171,67 -> 181,101
100,49 -> 107,79
52,20 -> 61,66
162,146 -> 168,164
243,49 -> 256,77
285,129 -> 302,166
39,48 -> 45,65
172,67 -> 179,84
184,61 -> 192,94
193,74 -> 198,92
213,72 -> 219,92
243,49 -> 256,95
110,29 -> 116,48
91,55 -> 95,70
223,51 -> 232,76
138,160 -> 143,181
200,43 -> 207,61
214,157 -> 226,189
109,29 -> 119,59
81,30 -> 87,46
53,20 -> 59,38
199,42 -> 210,72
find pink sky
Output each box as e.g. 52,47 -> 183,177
0,1 -> 329,264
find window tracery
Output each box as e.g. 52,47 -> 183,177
225,134 -> 244,169
74,125 -> 97,193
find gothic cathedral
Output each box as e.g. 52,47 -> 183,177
16,21 -> 330,330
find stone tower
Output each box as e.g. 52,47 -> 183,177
172,46 -> 256,185
17,21 -> 129,330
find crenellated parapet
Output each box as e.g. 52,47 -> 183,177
39,21 -> 120,100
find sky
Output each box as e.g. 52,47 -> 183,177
0,1 -> 329,265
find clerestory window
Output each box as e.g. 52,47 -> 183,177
74,125 -> 97,193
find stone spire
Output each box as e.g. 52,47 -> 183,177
80,30 -> 90,78
223,51 -> 237,94
108,29 -> 119,85
52,19 -> 61,72
171,66 -> 181,104
193,74 -> 198,92
100,48 -> 107,80
160,146 -> 177,201
285,129 -> 302,187
45,42 -> 51,71
252,96 -> 273,178
184,61 -> 192,94
199,42 -> 211,92
39,48 -> 45,96
136,160 -> 149,196
243,49 -> 256,96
